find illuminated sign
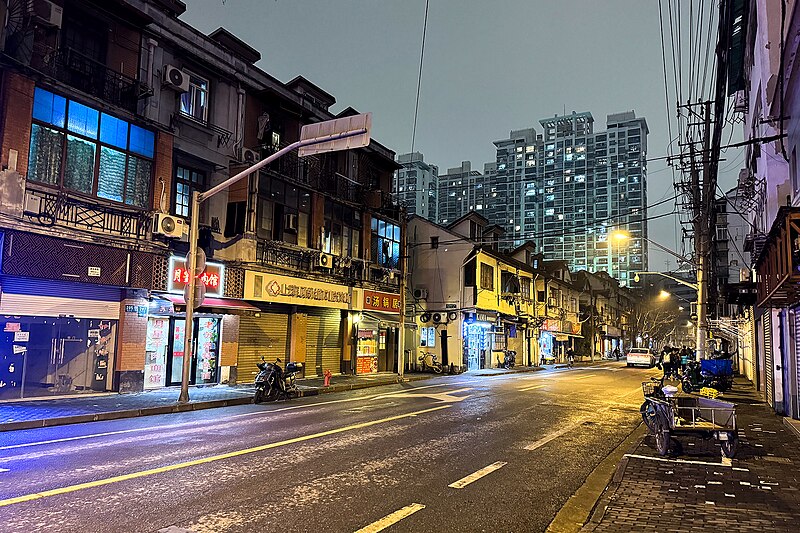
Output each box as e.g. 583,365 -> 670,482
244,270 -> 354,310
168,256 -> 225,297
363,290 -> 401,313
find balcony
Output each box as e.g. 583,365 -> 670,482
23,186 -> 150,240
754,207 -> 800,306
34,47 -> 150,114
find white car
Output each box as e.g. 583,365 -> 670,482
626,348 -> 655,368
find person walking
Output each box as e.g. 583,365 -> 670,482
612,346 -> 621,361
566,348 -> 575,369
659,346 -> 674,380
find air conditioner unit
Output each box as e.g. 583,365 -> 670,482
23,193 -> 42,215
153,213 -> 186,238
284,213 -> 298,232
31,0 -> 63,29
447,311 -> 459,322
163,65 -> 190,92
431,312 -> 443,324
420,313 -> 431,323
413,288 -> 428,300
242,148 -> 260,164
317,253 -> 334,269
547,297 -> 558,307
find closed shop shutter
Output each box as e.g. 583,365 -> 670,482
306,308 -> 343,376
765,311 -> 774,408
0,276 -> 121,319
237,311 -> 289,384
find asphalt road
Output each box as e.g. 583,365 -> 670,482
0,362 -> 657,533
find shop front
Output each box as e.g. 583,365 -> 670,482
539,319 -> 581,363
462,311 -> 494,371
143,256 -> 254,389
355,290 -> 402,374
242,270 -> 358,378
602,325 -> 623,358
0,277 -> 120,399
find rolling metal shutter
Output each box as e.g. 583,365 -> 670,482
237,312 -> 289,384
306,308 -> 343,376
765,311 -> 774,408
0,277 -> 121,319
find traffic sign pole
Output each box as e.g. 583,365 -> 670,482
178,117 -> 372,403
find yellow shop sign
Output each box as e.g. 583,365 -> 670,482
244,271 -> 361,310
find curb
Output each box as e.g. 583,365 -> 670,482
0,396 -> 254,432
473,366 -> 546,377
546,423 -> 647,533
579,425 -> 648,532
0,375 -> 436,432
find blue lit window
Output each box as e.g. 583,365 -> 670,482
129,124 -> 154,158
28,88 -> 155,209
100,113 -> 129,149
66,101 -> 99,139
32,88 -> 66,128
371,217 -> 400,269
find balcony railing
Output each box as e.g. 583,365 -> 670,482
754,206 -> 800,306
24,187 -> 150,239
35,47 -> 150,114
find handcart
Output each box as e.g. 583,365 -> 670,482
641,379 -> 738,457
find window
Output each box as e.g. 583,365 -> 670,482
371,217 -> 400,268
324,199 -> 361,257
28,88 -> 154,208
255,175 -> 312,246
480,263 -> 494,290
174,167 -> 205,217
180,72 -> 210,123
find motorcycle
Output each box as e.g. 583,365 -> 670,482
502,350 -> 516,369
254,357 -> 303,403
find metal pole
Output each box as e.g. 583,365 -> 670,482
397,213 -> 407,378
177,127 -> 367,402
179,190 -> 201,403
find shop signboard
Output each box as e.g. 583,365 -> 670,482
168,256 -> 224,297
363,290 -> 401,313
543,319 -> 562,332
244,270 -> 356,310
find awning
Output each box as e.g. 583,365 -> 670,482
161,294 -> 260,312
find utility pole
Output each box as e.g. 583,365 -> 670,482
178,114 -> 372,403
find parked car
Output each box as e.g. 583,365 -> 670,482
626,347 -> 656,368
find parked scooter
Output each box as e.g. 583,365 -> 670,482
681,359 -> 732,393
254,357 -> 303,403
503,350 -> 516,369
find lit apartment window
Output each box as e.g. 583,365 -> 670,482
180,72 -> 210,123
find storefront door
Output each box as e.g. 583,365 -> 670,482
0,316 -> 115,399
464,323 -> 490,371
166,317 -> 220,387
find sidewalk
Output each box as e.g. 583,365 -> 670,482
580,377 -> 800,532
0,372 -> 431,432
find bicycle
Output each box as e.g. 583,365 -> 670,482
418,351 -> 443,374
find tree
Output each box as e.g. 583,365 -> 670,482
628,300 -> 681,347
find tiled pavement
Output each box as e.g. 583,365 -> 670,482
583,379 -> 800,532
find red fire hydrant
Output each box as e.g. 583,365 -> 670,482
323,369 -> 332,387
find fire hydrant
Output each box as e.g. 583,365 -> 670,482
323,369 -> 332,387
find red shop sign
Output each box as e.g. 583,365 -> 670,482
168,256 -> 225,297
363,290 -> 401,313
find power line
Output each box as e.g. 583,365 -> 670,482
410,0 -> 430,155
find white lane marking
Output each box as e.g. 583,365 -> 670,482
372,388 -> 473,403
525,421 -> 585,450
354,503 -> 426,533
448,461 -> 507,489
573,374 -> 597,380
519,384 -> 546,392
624,454 -> 732,467
0,381 -> 472,451
0,468 -> 9,473
0,406 -> 451,509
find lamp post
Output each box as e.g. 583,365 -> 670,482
178,115 -> 372,403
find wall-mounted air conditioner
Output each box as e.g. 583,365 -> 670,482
242,148 -> 260,164
413,288 -> 428,300
153,213 -> 186,238
163,65 -> 190,92
32,0 -> 63,29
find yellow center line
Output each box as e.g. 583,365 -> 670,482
0,405 -> 451,508
573,374 -> 597,380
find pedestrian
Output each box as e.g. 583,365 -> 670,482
567,348 -> 575,369
612,346 -> 621,361
659,346 -> 674,380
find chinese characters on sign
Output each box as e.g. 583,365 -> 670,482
363,290 -> 401,313
168,256 -> 225,297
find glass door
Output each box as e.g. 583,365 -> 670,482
169,319 -> 188,386
168,317 -> 221,386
